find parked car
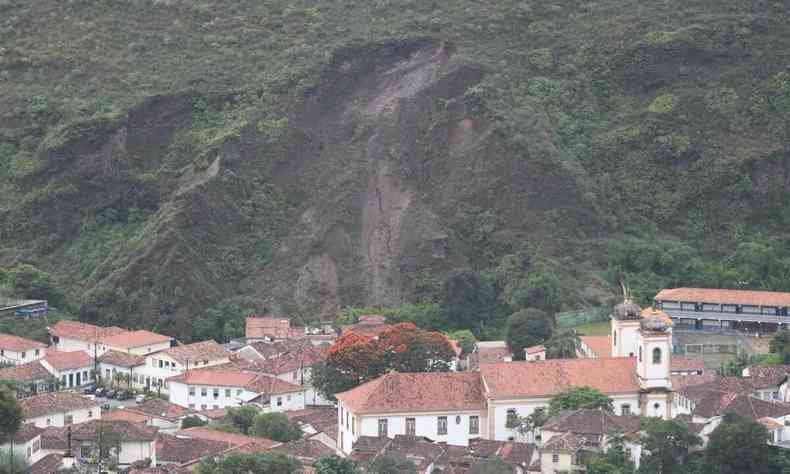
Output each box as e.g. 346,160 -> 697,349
83,385 -> 96,395
117,391 -> 132,401
83,394 -> 96,401
94,388 -> 105,398
106,389 -> 117,399
135,394 -> 146,404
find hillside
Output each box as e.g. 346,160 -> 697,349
1,1 -> 789,338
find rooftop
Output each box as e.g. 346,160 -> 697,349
0,333 -> 47,352
336,371 -> 485,415
578,336 -> 611,358
98,349 -> 146,368
176,426 -> 278,449
285,405 -> 338,440
241,342 -> 328,374
44,349 -> 93,371
655,287 -> 790,307
71,419 -> 158,442
48,320 -> 126,342
480,358 -> 640,398
13,423 -> 43,443
99,329 -> 172,349
161,340 -> 230,365
745,365 -> 790,389
271,438 -> 335,461
157,433 -> 229,464
542,409 -> 641,436
102,409 -> 152,423
20,392 -> 101,419
693,393 -> 790,420
131,398 -> 196,421
671,356 -> 705,372
0,360 -> 52,382
246,316 -> 293,340
542,431 -> 587,452
167,368 -> 303,395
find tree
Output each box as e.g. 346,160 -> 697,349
505,308 -> 553,360
770,329 -> 790,364
226,406 -> 260,435
469,458 -> 514,474
181,415 -> 208,429
249,412 -> 302,442
377,323 -> 455,372
446,329 -> 476,355
314,456 -> 361,474
5,264 -> 67,309
368,454 -> 417,474
0,386 -> 22,444
197,452 -> 301,474
586,437 -> 636,474
638,418 -> 701,474
439,270 -> 498,332
548,387 -> 613,415
704,413 -> 779,474
0,450 -> 29,474
544,329 -> 581,359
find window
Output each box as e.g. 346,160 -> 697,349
201,387 -> 207,396
189,386 -> 196,396
378,419 -> 388,437
26,446 -> 31,459
506,409 -> 518,428
203,360 -> 209,365
201,404 -> 207,410
639,347 -> 642,362
237,389 -> 242,396
346,412 -> 349,429
652,347 -> 662,364
80,444 -> 93,459
406,418 -> 416,435
613,331 -> 617,346
225,389 -> 231,397
552,453 -> 559,463
88,410 -> 93,418
438,416 -> 448,435
21,352 -> 25,359
189,404 -> 195,409
352,417 -> 355,435
470,416 -> 479,435
46,418 -> 51,426
456,415 -> 462,425
621,404 -> 631,416
158,359 -> 163,368
35,349 -> 40,356
213,388 -> 220,399
277,397 -> 282,406
65,415 -> 73,425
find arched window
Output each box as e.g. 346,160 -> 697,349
652,347 -> 662,364
638,347 -> 642,362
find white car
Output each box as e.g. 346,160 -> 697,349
135,394 -> 146,404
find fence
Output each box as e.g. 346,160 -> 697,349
556,307 -> 609,328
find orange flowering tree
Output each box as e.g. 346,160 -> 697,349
314,323 -> 456,400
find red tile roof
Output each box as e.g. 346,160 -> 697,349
30,453 -> 64,474
131,398 -> 196,421
340,323 -> 392,338
271,438 -> 335,461
0,333 -> 46,351
746,365 -> 790,389
480,358 -> 640,399
542,409 -> 641,436
20,392 -> 101,419
525,345 -> 546,355
102,409 -> 151,423
670,356 -> 705,372
336,371 -> 485,415
579,336 -> 611,358
157,433 -> 229,464
285,405 -> 338,440
99,330 -> 171,349
692,393 -> 790,420
70,419 -> 158,442
242,343 -> 328,375
0,360 -> 52,382
44,349 -> 93,371
13,423 -> 43,443
246,316 -> 293,339
177,426 -> 278,449
161,340 -> 230,365
167,368 -> 303,395
670,373 -> 717,391
98,349 -> 146,368
49,320 -> 126,341
655,288 -> 790,307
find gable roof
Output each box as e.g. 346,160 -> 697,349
20,392 -> 101,419
176,426 -> 278,449
102,409 -> 152,423
246,316 -> 293,339
678,376 -> 756,402
44,349 -> 93,371
579,336 -> 611,358
131,398 -> 196,421
99,330 -> 171,349
480,358 -> 640,399
542,409 -> 641,436
157,433 -> 229,464
70,419 -> 158,442
542,431 -> 588,452
160,340 -> 229,365
271,438 -> 335,461
671,356 -> 705,372
285,405 -> 338,440
0,333 -> 47,352
241,343 -> 328,375
655,288 -> 790,307
0,360 -> 52,382
692,393 -> 790,420
13,423 -> 43,443
98,349 -> 146,368
336,371 -> 485,415
746,365 -> 790,389
49,320 -> 126,342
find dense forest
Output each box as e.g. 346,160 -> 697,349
1,1 -> 789,340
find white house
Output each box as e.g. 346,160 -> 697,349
40,350 -> 94,388
48,320 -> 127,354
98,330 -> 173,357
137,340 -> 231,393
335,372 -> 486,455
40,420 -> 158,468
97,349 -> 146,388
167,368 -> 305,412
19,392 -> 102,428
125,398 -> 198,433
1,424 -> 45,466
0,333 -> 47,365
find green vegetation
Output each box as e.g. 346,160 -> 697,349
181,415 -> 208,430
548,387 -> 614,415
249,412 -> 303,442
197,452 -> 301,474
705,414 -> 779,474
505,308 -> 553,360
573,321 -> 611,336
638,418 -> 702,474
0,386 -> 22,444
314,456 -> 361,474
368,454 -> 417,474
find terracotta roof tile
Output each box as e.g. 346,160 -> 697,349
480,358 -> 640,398
99,330 -> 171,349
13,423 -> 43,443
167,368 -> 303,395
70,419 -> 158,441
746,365 -> 790,389
670,373 -> 717,391
542,431 -> 587,452
102,409 -> 151,423
0,333 -> 47,352
336,371 -> 485,414
30,453 -> 66,474
246,316 -> 293,339
542,409 -> 641,436
98,349 -> 146,368
0,360 -> 52,382
177,426 -> 278,449
44,349 -> 93,371
579,336 -> 611,358
271,438 -> 335,461
241,343 -> 328,375
49,320 -> 126,341
161,340 -> 230,365
285,405 -> 338,440
525,345 -> 546,355
655,288 -> 790,307
693,393 -> 790,420
131,398 -> 195,421
20,392 -> 101,419
670,356 -> 705,372
340,323 -> 393,338
157,433 -> 229,464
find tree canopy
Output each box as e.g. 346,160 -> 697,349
770,329 -> 790,364
314,456 -> 361,474
544,329 -> 581,359
367,454 -> 417,474
704,413 -> 779,474
505,308 -> 553,360
0,386 -> 22,444
250,412 -> 302,442
197,452 -> 301,474
638,418 -> 701,474
548,387 -> 613,415
586,438 -> 636,474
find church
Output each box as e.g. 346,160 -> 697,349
335,299 -> 675,453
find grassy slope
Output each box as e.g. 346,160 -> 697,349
1,0 -> 790,331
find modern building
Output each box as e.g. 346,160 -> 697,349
655,288 -> 790,333
0,333 -> 47,365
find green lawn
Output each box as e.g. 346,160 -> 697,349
572,321 -> 610,336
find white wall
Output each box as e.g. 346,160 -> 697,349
0,347 -> 45,365
168,381 -> 305,412
115,341 -> 171,356
118,440 -> 156,466
51,366 -> 92,388
27,406 -> 100,428
612,320 -> 640,358
138,352 -> 230,394
55,337 -> 93,354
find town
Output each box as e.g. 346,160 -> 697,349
0,287 -> 788,473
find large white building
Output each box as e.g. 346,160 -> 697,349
137,340 -> 231,393
48,320 -> 172,357
336,303 -> 676,454
0,333 -> 47,366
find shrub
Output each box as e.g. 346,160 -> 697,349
647,93 -> 676,114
